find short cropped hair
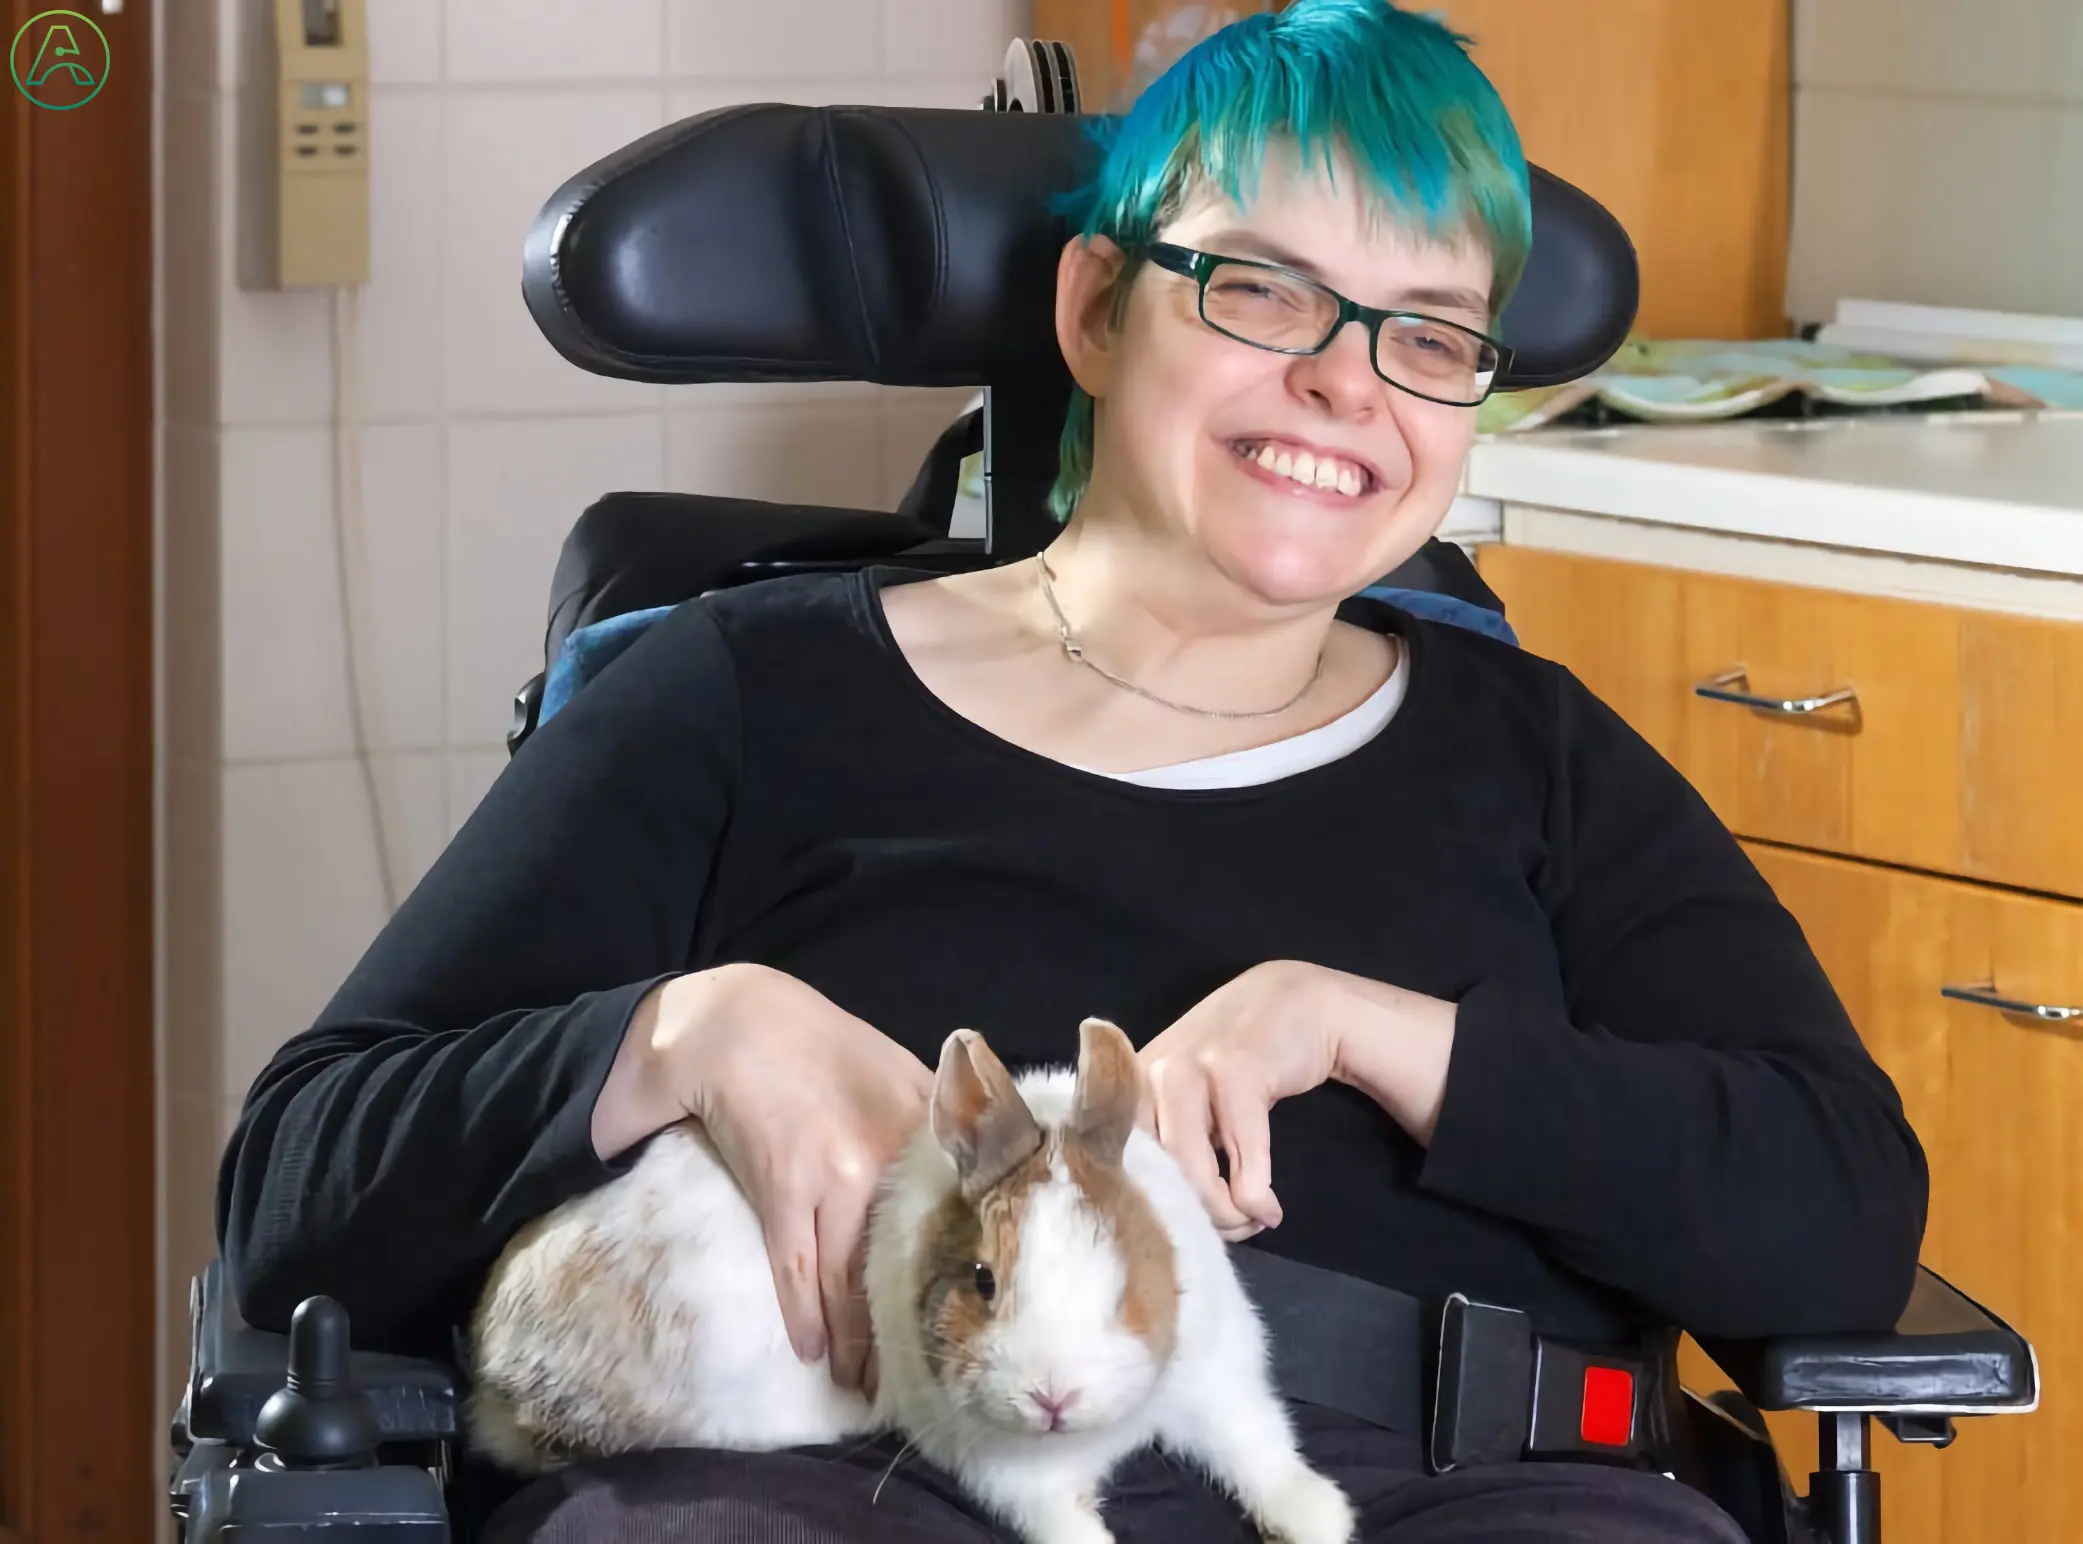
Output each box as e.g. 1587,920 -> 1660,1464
1046,0 -> 1532,519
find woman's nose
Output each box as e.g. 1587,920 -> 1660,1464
1292,318 -> 1383,416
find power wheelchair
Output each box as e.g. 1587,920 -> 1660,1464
169,46 -> 2038,1544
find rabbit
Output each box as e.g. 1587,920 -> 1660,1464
468,1017 -> 1357,1544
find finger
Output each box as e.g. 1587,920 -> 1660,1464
862,1342 -> 882,1405
817,1197 -> 873,1392
1150,1065 -> 1253,1234
1211,1076 -> 1281,1230
761,1194 -> 827,1365
1132,1065 -> 1159,1136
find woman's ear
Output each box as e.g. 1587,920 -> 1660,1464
1054,234 -> 1128,400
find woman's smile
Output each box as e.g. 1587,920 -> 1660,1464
1225,435 -> 1388,504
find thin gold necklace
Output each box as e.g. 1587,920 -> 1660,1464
1033,554 -> 1325,720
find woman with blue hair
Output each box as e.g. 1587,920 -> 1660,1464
220,3 -> 1925,1540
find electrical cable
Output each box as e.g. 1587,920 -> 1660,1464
329,283 -> 402,915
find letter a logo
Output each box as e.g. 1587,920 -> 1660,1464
11,11 -> 111,111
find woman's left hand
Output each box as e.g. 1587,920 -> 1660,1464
1137,960 -> 1343,1241
1138,960 -> 1461,1241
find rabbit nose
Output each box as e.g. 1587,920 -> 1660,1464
1026,1384 -> 1078,1430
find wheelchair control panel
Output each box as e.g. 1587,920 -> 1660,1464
172,1274 -> 453,1541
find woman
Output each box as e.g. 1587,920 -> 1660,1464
217,3 -> 1927,1540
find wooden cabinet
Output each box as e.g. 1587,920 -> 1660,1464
1481,542 -> 2083,1544
1711,844 -> 2082,1544
1434,0 -> 1791,339
1478,545 -> 2083,901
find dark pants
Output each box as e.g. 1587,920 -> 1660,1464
480,1406 -> 1751,1544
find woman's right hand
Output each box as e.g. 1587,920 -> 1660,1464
592,963 -> 933,1392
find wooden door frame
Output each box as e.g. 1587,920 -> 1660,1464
2,3 -> 158,1540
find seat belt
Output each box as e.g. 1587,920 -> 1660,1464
1229,1246 -> 1428,1437
1228,1245 -> 1671,1473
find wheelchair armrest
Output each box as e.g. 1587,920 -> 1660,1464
183,1258 -> 461,1446
1699,1266 -> 2037,1416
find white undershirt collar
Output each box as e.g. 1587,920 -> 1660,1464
1070,648 -> 1409,790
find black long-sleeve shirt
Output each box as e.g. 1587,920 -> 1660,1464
217,565 -> 1928,1363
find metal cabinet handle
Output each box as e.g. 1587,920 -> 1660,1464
1693,667 -> 1861,726
1941,983 -> 2082,1024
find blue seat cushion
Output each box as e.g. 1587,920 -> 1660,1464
538,605 -> 678,726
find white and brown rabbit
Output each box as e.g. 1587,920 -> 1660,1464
468,1017 -> 1356,1544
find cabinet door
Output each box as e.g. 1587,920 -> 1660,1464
1476,544 -> 2083,901
1683,843 -> 2083,1544
1433,0 -> 1791,339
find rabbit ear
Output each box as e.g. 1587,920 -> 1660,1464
1070,1017 -> 1142,1166
932,1030 -> 1042,1192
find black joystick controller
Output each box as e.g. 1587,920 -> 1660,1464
252,1296 -> 383,1469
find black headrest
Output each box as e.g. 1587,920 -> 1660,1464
524,104 -> 1637,393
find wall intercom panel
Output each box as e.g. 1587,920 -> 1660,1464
265,0 -> 370,288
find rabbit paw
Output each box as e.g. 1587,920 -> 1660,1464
1251,1465 -> 1355,1544
1022,1497 -> 1114,1544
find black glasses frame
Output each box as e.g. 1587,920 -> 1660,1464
1141,241 -> 1514,407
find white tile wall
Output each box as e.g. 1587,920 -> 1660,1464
375,750 -> 454,899
214,424 -> 446,760
885,0 -> 1025,78
356,423 -> 449,750
440,89 -> 671,416
447,0 -> 670,83
663,399 -> 891,508
218,758 -> 396,1101
366,0 -> 444,86
209,749 -> 447,1104
217,426 -> 353,760
2055,112 -> 2083,314
668,0 -> 885,79
1895,0 -> 2056,98
2057,2 -> 2083,102
1790,92 -> 2062,321
358,89 -> 446,422
1786,0 -> 2083,323
445,413 -> 668,744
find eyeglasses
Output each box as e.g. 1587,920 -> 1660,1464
1141,242 -> 1512,408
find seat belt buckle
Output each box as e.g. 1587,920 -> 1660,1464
1429,1294 -> 1534,1472
1527,1339 -> 1646,1459
1429,1294 -> 1654,1473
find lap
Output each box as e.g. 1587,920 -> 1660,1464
478,1410 -> 1749,1544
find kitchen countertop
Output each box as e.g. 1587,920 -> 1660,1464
1459,412 -> 2083,580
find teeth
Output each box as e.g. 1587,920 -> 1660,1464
1240,440 -> 1365,497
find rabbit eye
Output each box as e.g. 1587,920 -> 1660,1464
972,1263 -> 997,1302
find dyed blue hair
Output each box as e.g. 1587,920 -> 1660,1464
1046,0 -> 1531,519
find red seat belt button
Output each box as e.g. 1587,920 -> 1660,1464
1580,1365 -> 1635,1446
